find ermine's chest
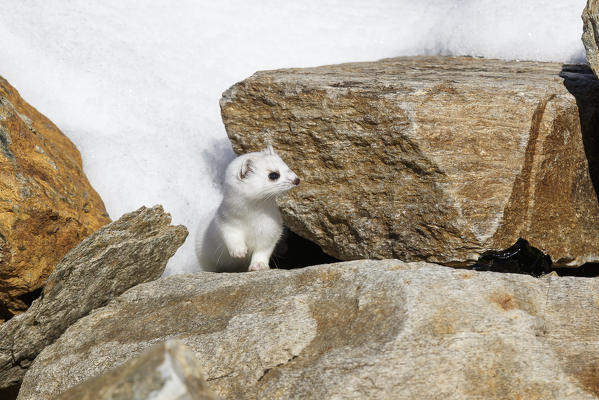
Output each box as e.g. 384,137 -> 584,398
241,207 -> 283,240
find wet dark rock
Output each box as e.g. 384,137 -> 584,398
472,238 -> 552,277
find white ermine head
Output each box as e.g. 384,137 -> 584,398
224,145 -> 300,200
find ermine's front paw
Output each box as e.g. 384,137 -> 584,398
249,261 -> 269,272
229,246 -> 247,258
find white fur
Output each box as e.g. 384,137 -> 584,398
196,146 -> 299,272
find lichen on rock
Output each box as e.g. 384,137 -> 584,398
0,76 -> 110,319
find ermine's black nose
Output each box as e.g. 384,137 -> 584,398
293,178 -> 300,185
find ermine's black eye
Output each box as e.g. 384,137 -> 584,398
268,172 -> 280,181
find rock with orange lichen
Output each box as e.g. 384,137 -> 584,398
0,76 -> 110,319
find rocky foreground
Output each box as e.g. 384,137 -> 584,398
16,260 -> 599,400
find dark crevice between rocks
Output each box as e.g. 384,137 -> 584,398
0,384 -> 20,400
276,230 -> 599,277
553,263 -> 599,277
206,372 -> 234,382
0,287 -> 44,323
0,302 -> 13,321
560,64 -> 599,200
17,287 -> 42,308
271,228 -> 339,269
257,355 -> 299,382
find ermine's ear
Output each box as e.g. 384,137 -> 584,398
265,144 -> 275,156
239,158 -> 254,180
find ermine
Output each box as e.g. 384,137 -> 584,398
196,145 -> 300,272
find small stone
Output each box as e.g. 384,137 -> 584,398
56,340 -> 220,400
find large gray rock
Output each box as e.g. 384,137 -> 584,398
18,261 -> 599,399
56,340 -> 220,400
220,56 -> 599,267
583,0 -> 599,77
0,205 -> 188,391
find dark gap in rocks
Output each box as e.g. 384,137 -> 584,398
554,263 -> 599,277
0,384 -> 20,400
273,231 -> 599,277
0,287 -> 43,323
560,64 -> 599,200
17,287 -> 42,308
271,228 -> 339,269
0,301 -> 13,321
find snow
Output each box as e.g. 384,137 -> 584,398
0,1 -> 588,274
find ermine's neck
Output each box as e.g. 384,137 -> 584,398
221,186 -> 278,216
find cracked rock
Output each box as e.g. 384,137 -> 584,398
16,260 -> 599,399
220,56 -> 599,267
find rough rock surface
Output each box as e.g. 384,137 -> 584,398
18,260 -> 599,400
56,340 -> 220,400
0,205 -> 188,392
583,0 -> 599,77
220,56 -> 599,267
0,76 -> 110,318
